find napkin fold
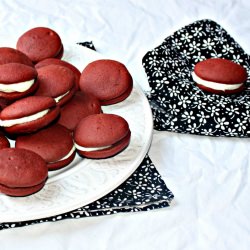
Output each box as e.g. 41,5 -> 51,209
0,42 -> 173,231
142,19 -> 250,137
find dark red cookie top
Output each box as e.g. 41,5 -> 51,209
74,114 -> 130,147
0,63 -> 37,84
0,96 -> 56,120
16,124 -> 74,163
0,134 -> 10,149
16,27 -> 62,63
79,59 -> 133,103
58,91 -> 101,131
0,148 -> 47,187
35,58 -> 80,87
194,58 -> 248,84
0,47 -> 34,67
35,64 -> 75,98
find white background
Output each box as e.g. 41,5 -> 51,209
1,0 -> 250,249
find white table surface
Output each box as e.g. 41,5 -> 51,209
1,0 -> 250,249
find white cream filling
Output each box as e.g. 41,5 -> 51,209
0,109 -> 49,127
74,142 -> 111,152
54,91 -> 70,103
192,72 -> 243,91
49,145 -> 75,163
0,79 -> 35,93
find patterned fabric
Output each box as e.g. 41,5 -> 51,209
0,43 -> 173,231
0,154 -> 173,230
77,41 -> 96,51
142,19 -> 250,137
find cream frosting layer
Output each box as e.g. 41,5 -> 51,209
0,109 -> 49,127
74,142 -> 111,152
0,79 -> 35,93
192,72 -> 243,91
49,145 -> 75,163
54,90 -> 70,103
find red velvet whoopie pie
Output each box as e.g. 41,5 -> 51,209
35,64 -> 76,106
0,96 -> 60,134
74,113 -> 131,159
192,58 -> 248,94
0,47 -> 34,67
0,63 -> 38,101
16,124 -> 76,171
16,27 -> 63,63
58,91 -> 102,131
79,59 -> 133,105
0,148 -> 48,197
35,58 -> 81,90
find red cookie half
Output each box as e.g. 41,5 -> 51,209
0,47 -> 34,67
79,59 -> 133,105
0,63 -> 38,100
35,64 -> 76,106
0,96 -> 60,134
35,58 -> 80,90
0,148 -> 48,197
192,58 -> 248,94
74,114 -> 131,159
16,124 -> 75,171
58,91 -> 102,131
16,27 -> 63,63
0,134 -> 10,149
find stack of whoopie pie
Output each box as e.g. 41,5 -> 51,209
0,27 -> 132,197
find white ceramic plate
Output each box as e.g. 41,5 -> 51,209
0,45 -> 153,223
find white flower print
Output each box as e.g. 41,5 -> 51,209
202,38 -> 215,50
152,67 -> 164,77
172,38 -> 182,49
242,109 -> 250,121
169,117 -> 179,132
201,128 -> 215,136
168,104 -> 180,115
232,54 -> 243,64
180,32 -> 193,43
214,35 -> 226,45
192,52 -> 206,62
181,110 -> 195,123
206,106 -> 220,117
189,41 -> 201,53
180,49 -> 192,60
178,95 -> 191,108
157,96 -> 167,108
205,23 -> 213,33
168,86 -> 180,97
234,118 -> 247,132
225,128 -> 237,137
216,99 -> 227,108
191,26 -> 203,37
197,111 -> 210,124
222,44 -> 234,54
148,56 -> 158,68
127,189 -> 142,199
154,77 -> 169,90
186,123 -> 200,133
225,105 -> 239,117
193,99 -> 207,110
147,184 -> 163,194
215,117 -> 229,130
211,50 -> 222,58
175,68 -> 187,78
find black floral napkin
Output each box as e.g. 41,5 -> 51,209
143,19 -> 250,137
0,43 -> 173,231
